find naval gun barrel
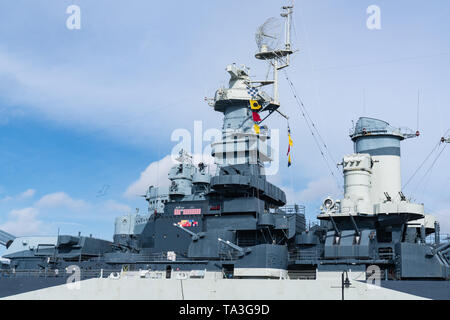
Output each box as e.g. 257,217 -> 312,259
173,223 -> 204,241
328,215 -> 341,237
218,238 -> 251,256
441,247 -> 450,256
0,229 -> 15,248
349,215 -> 361,237
435,242 -> 450,254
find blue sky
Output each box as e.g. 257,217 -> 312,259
0,0 -> 450,251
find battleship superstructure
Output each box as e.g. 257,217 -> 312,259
0,5 -> 449,300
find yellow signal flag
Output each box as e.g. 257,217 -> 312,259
288,154 -> 292,167
288,133 -> 293,147
254,123 -> 260,134
250,100 -> 262,110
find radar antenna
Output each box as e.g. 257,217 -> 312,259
255,17 -> 283,54
255,5 -> 294,104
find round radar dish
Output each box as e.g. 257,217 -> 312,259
255,17 -> 283,53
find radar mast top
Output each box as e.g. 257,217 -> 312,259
255,5 -> 294,104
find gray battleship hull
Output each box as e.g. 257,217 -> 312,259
1,6 -> 449,303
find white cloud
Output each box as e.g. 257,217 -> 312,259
0,195 -> 13,203
0,192 -> 89,236
34,192 -> 90,212
17,188 -> 36,200
0,188 -> 36,203
101,200 -> 132,214
124,155 -> 174,198
0,191 -> 134,238
0,207 -> 47,236
283,176 -> 342,205
0,48 -> 220,147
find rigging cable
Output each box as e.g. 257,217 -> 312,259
403,127 -> 450,191
402,140 -> 441,190
416,90 -> 420,133
410,138 -> 448,201
283,70 -> 343,193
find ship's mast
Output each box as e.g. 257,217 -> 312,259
208,5 -> 296,170
255,5 -> 294,105
283,5 -> 293,54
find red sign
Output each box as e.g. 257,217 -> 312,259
174,208 -> 202,215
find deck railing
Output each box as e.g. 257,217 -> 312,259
0,269 -> 119,279
279,205 -> 306,215
426,233 -> 450,245
288,248 -> 323,262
